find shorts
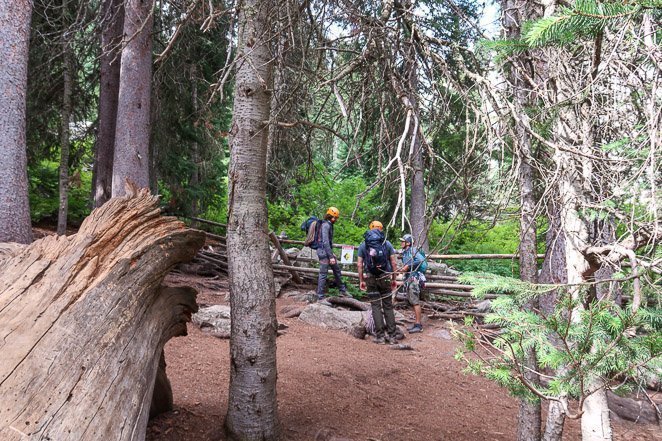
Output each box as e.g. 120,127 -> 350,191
406,278 -> 421,306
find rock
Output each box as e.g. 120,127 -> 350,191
295,246 -> 317,266
607,391 -> 661,425
274,275 -> 292,297
299,303 -> 364,331
192,305 -> 231,338
285,247 -> 299,259
283,289 -> 315,302
428,261 -> 460,276
473,299 -> 492,313
430,329 -> 452,340
280,304 -> 305,318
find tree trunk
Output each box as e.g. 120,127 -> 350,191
0,187 -> 205,440
502,0 -> 543,437
57,25 -> 73,235
93,0 -> 123,207
539,202 -> 568,441
111,0 -> 154,196
0,0 -> 33,244
224,0 -> 280,439
553,75 -> 613,440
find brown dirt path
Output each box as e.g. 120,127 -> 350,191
147,274 -> 660,441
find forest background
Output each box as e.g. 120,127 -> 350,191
1,0 -> 660,440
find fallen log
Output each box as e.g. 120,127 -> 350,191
0,187 -> 205,441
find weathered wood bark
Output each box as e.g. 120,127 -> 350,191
0,188 -> 205,440
57,24 -> 73,235
551,44 -> 613,439
0,0 -> 33,244
111,0 -> 154,196
224,0 -> 280,439
93,0 -> 124,207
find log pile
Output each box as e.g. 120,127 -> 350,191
0,187 -> 205,440
190,233 -> 505,322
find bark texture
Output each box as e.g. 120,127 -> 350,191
224,0 -> 280,439
93,0 -> 124,207
502,1 -> 543,438
57,28 -> 73,235
0,187 -> 205,440
112,0 -> 154,196
0,0 -> 33,244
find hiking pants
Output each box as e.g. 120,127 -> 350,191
316,251 -> 346,298
365,273 -> 396,339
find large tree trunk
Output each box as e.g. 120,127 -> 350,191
0,0 -> 33,244
57,25 -> 73,235
111,0 -> 154,197
0,186 -> 205,440
224,0 -> 280,439
502,1 -> 543,437
409,69 -> 427,251
93,0 -> 124,207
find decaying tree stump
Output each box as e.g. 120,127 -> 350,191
0,188 -> 205,440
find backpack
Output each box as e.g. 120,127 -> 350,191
301,216 -> 322,249
363,229 -> 390,275
412,247 -> 428,273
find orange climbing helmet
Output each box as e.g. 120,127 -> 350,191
326,206 -> 340,218
369,220 -> 383,230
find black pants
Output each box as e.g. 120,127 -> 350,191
316,254 -> 346,297
365,273 -> 396,338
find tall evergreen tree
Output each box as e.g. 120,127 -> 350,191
93,0 -> 123,206
225,0 -> 280,439
0,0 -> 33,244
112,0 -> 154,196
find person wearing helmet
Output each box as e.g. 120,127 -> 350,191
315,206 -> 348,304
400,233 -> 425,333
357,220 -> 398,344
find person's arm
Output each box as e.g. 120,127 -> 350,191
389,254 -> 398,289
321,222 -> 334,262
358,256 -> 366,291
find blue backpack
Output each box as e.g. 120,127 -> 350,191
301,216 -> 322,249
364,229 -> 390,275
412,247 -> 428,273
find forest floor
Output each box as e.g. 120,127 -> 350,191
145,271 -> 662,441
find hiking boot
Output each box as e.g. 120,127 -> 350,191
372,336 -> 386,344
385,335 -> 397,345
408,323 -> 423,334
317,298 -> 332,307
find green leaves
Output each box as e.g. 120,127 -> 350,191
454,272 -> 662,401
522,0 -> 647,48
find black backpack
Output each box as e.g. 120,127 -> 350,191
301,216 -> 322,249
364,229 -> 390,275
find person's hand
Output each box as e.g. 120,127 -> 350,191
330,257 -> 337,265
360,280 -> 366,291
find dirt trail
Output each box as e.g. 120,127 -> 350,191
147,275 -> 660,441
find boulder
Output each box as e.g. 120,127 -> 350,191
192,305 -> 231,338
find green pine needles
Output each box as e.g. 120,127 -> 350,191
454,272 -> 662,407
523,0 -> 653,47
482,0 -> 659,57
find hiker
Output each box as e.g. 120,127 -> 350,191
357,220 -> 398,344
315,206 -> 348,304
399,234 -> 426,333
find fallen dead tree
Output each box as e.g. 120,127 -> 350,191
0,187 -> 205,441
